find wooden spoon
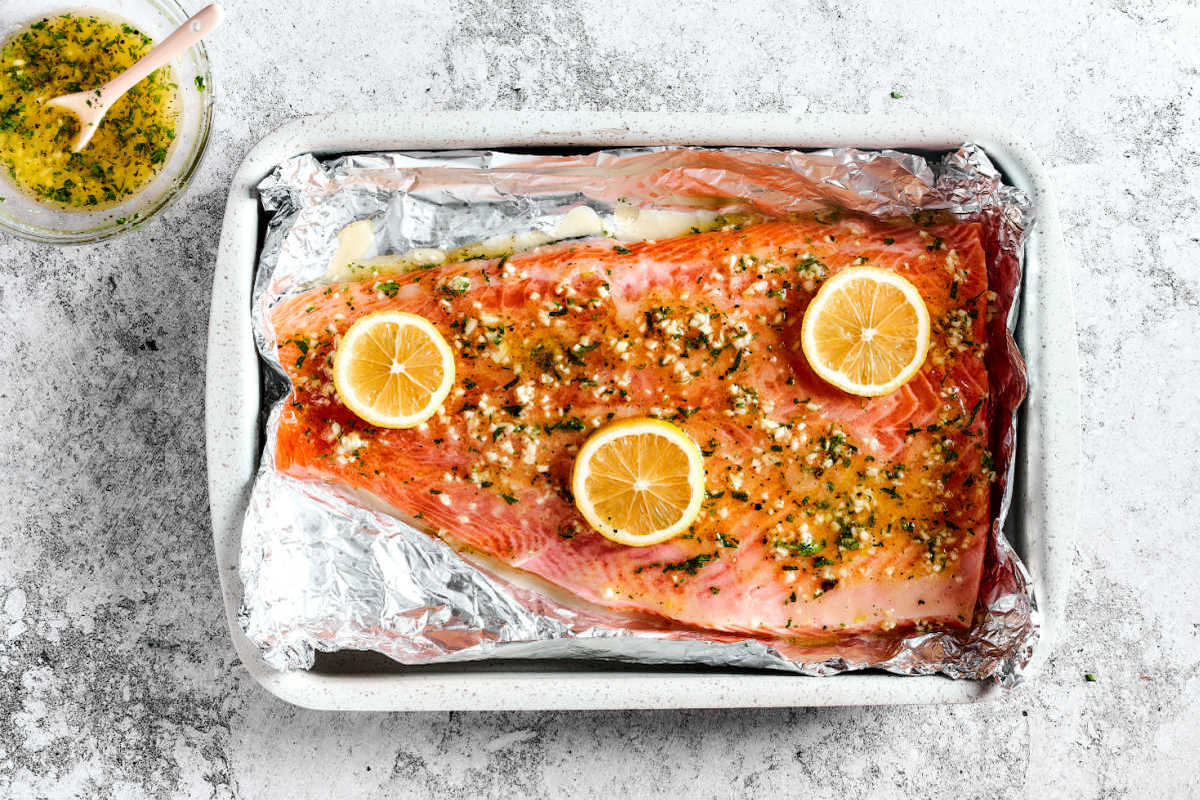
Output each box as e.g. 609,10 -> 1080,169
46,3 -> 224,153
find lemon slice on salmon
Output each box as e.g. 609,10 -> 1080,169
572,417 -> 706,547
801,266 -> 931,397
333,311 -> 455,428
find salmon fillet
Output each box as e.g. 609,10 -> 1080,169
268,214 -> 992,642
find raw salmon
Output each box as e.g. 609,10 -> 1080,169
268,213 -> 992,642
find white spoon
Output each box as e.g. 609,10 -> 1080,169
46,3 -> 224,153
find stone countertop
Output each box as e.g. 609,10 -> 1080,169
1,1 -> 1197,797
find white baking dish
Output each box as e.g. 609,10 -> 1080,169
205,112 -> 1079,710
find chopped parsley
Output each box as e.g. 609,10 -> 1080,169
778,539 -> 823,557
662,552 -> 717,576
545,416 -> 585,433
441,275 -> 471,296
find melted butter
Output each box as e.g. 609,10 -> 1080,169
551,205 -> 604,240
326,205 -> 762,284
0,13 -> 179,209
610,206 -> 720,241
324,219 -> 375,282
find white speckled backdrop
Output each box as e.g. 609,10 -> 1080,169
0,1 -> 1196,797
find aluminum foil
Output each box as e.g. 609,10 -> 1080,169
241,144 -> 1037,685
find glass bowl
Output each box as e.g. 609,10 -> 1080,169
0,1 -> 214,244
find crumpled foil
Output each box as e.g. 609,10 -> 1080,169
240,144 -> 1037,685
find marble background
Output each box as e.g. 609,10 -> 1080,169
2,1 -> 1197,797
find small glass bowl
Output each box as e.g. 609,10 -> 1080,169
0,1 -> 214,244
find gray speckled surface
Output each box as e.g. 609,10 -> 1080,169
1,1 -> 1197,797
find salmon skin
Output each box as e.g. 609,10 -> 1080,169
269,214 -> 992,642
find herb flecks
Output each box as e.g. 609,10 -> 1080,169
662,552 -> 717,576
778,540 -> 824,557
714,532 -> 739,549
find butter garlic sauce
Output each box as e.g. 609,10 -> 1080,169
0,13 -> 179,210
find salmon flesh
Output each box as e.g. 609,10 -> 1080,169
269,215 -> 992,642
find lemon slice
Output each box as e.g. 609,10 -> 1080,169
800,266 -> 931,397
571,417 -> 705,547
332,311 -> 455,428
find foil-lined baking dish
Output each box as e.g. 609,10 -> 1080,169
206,113 -> 1080,710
